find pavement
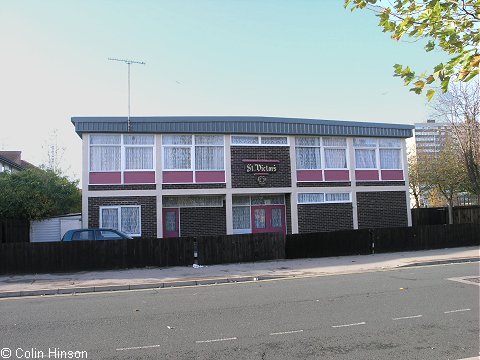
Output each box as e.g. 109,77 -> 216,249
0,246 -> 478,298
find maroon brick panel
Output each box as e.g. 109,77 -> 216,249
88,184 -> 156,191
357,191 -> 408,229
298,203 -> 354,233
231,146 -> 291,188
180,204 -> 226,237
162,183 -> 226,190
88,196 -> 157,237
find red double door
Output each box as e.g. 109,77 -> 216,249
251,205 -> 286,234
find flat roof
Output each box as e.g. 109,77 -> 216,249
71,116 -> 413,138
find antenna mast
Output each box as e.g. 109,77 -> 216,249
108,58 -> 145,131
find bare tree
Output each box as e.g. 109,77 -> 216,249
431,82 -> 480,195
42,129 -> 66,175
408,147 -> 430,208
422,140 -> 469,224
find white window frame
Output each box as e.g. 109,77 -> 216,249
162,134 -> 226,172
298,192 -> 352,204
162,195 -> 224,208
378,139 -> 403,170
353,137 -> 403,171
89,134 -> 122,172
295,136 -> 348,171
323,137 -> 348,170
231,135 -> 289,146
123,135 -> 156,172
89,134 -> 155,174
99,205 -> 142,237
353,138 -> 378,170
162,134 -> 193,171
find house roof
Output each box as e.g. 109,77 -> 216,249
71,116 -> 413,138
0,151 -> 35,171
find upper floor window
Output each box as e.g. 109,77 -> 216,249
90,135 -> 121,172
231,135 -> 288,146
124,135 -> 154,170
295,137 -> 347,170
379,139 -> 402,169
354,138 -> 402,170
163,135 -> 224,171
89,134 -> 154,172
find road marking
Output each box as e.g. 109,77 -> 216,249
447,276 -> 480,287
444,308 -> 471,314
269,330 -> 304,336
332,322 -> 366,328
116,344 -> 161,351
392,315 -> 422,321
454,357 -> 480,360
196,337 -> 237,344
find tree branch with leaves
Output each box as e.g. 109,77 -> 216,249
431,81 -> 480,194
345,0 -> 479,100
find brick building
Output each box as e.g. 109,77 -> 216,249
72,116 -> 413,238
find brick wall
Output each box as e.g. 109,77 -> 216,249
88,184 -> 157,191
357,191 -> 408,228
88,196 -> 157,237
231,146 -> 291,188
356,181 -> 405,187
180,203 -> 226,237
298,203 -> 354,233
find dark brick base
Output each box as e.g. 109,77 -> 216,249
298,203 -> 354,233
88,196 -> 157,237
357,191 -> 408,229
356,181 -> 405,187
180,203 -> 226,237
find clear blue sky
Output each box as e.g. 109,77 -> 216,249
0,0 -> 445,182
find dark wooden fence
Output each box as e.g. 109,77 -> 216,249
0,219 -> 30,244
197,232 -> 285,265
286,223 -> 480,259
372,223 -> 479,253
412,206 -> 480,226
0,237 -> 194,274
1,224 -> 478,274
286,229 -> 372,259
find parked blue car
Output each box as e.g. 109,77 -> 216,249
62,228 -> 133,241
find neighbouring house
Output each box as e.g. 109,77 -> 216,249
30,213 -> 82,242
0,151 -> 35,173
71,116 -> 413,238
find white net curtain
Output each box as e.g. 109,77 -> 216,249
163,135 -> 224,170
90,135 -> 154,172
233,206 -> 250,230
100,206 -> 141,236
354,138 -> 401,170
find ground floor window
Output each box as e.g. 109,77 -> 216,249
298,192 -> 351,204
232,195 -> 286,234
100,206 -> 141,236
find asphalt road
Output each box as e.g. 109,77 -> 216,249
1,262 -> 478,360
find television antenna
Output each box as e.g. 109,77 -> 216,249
108,58 -> 146,131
